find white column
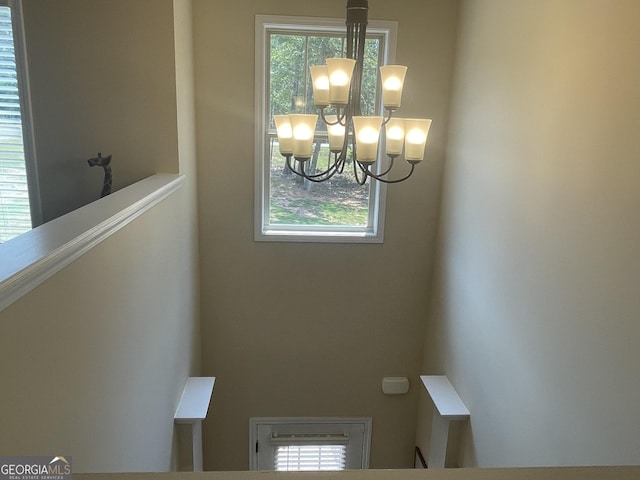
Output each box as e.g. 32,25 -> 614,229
428,410 -> 451,468
191,421 -> 203,471
174,377 -> 216,471
420,375 -> 470,468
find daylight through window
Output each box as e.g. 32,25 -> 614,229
275,445 -> 346,471
255,16 -> 398,242
250,417 -> 371,471
0,1 -> 37,243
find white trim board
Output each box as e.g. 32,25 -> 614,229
0,174 -> 185,312
420,375 -> 470,420
175,377 -> 216,422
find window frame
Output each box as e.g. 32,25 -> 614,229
249,417 -> 372,471
0,0 -> 41,236
254,14 -> 398,243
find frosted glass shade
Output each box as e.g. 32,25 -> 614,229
385,118 -> 405,156
289,114 -> 318,159
380,65 -> 408,109
404,118 -> 432,161
326,58 -> 356,105
353,116 -> 383,163
310,65 -> 330,107
274,115 -> 293,155
324,115 -> 346,153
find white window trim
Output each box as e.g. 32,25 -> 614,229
249,417 -> 372,471
254,14 -> 398,244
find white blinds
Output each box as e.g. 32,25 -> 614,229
0,5 -> 30,243
275,445 -> 346,471
251,418 -> 370,471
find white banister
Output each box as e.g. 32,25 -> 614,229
420,375 -> 470,468
174,377 -> 216,471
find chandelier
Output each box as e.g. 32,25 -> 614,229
274,0 -> 432,185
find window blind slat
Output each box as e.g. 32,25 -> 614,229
275,445 -> 346,471
0,5 -> 32,243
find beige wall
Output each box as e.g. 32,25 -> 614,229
22,0 -> 180,223
193,0 -> 459,470
0,1 -> 201,472
0,184 -> 200,472
420,0 -> 640,467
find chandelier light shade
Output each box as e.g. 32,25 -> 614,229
290,114 -> 319,159
273,115 -> 293,155
380,65 -> 408,109
326,58 -> 357,105
275,0 -> 432,184
325,115 -> 347,152
384,118 -> 406,157
353,116 -> 383,162
404,119 -> 432,161
309,66 -> 330,107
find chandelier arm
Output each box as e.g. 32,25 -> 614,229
362,161 -> 417,184
376,155 -> 396,177
282,126 -> 346,179
349,139 -> 370,186
320,107 -> 348,126
352,156 -> 370,186
300,157 -> 342,183
327,127 -> 352,176
284,154 -> 307,179
285,154 -> 340,182
329,150 -> 348,175
353,162 -> 369,186
336,150 -> 348,174
292,149 -> 345,179
381,108 -> 395,126
300,162 -> 341,180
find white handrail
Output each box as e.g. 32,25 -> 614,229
0,174 -> 184,312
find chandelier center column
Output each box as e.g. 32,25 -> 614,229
345,0 -> 368,117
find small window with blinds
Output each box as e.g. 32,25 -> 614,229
0,0 -> 38,243
275,444 -> 346,471
249,418 -> 372,471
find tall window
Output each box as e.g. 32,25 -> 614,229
0,0 -> 39,243
255,15 -> 398,242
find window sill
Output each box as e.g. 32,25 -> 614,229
0,174 -> 185,313
256,229 -> 384,244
